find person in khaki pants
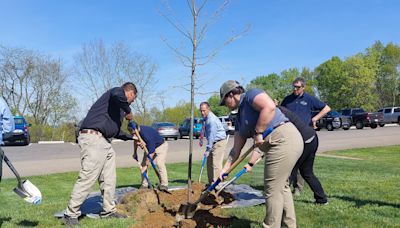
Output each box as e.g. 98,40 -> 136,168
199,102 -> 227,185
131,125 -> 169,191
219,80 -> 303,228
63,82 -> 137,226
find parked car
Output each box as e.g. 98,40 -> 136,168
151,122 -> 180,140
377,107 -> 400,127
179,118 -> 202,139
4,116 -> 31,145
340,108 -> 383,129
312,110 -> 342,131
218,116 -> 234,135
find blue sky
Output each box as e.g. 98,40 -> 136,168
1,0 -> 399,113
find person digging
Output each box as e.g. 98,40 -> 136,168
129,123 -> 169,192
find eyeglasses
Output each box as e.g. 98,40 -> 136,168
292,85 -> 303,90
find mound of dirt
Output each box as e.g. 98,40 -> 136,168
117,182 -> 236,227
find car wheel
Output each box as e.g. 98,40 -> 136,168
195,135 -> 199,139
355,121 -> 364,129
343,127 -> 350,130
23,138 -> 30,146
370,124 -> 377,129
326,123 -> 334,131
174,137 -> 178,140
379,123 -> 385,127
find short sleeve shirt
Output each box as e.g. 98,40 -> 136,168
139,125 -> 165,154
281,92 -> 326,125
235,89 -> 288,139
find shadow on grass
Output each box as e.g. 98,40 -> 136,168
0,217 -> 11,226
170,179 -> 189,184
17,220 -> 39,227
332,195 -> 400,209
117,184 -> 140,188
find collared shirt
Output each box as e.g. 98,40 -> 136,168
281,92 -> 326,126
235,89 -> 288,139
138,125 -> 164,154
204,111 -> 226,150
80,87 -> 132,139
0,97 -> 15,144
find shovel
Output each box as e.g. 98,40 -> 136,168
198,152 -> 207,183
0,148 -> 42,204
177,144 -> 255,219
177,127 -> 273,219
216,155 -> 264,196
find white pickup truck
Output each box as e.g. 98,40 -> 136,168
377,107 -> 400,126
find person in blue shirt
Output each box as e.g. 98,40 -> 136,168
199,102 -> 227,185
0,97 -> 15,180
219,80 -> 303,228
281,77 -> 331,197
132,125 -> 169,191
0,97 -> 15,145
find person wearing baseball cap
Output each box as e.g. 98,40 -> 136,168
219,80 -> 303,228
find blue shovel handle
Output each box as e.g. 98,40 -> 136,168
206,173 -> 228,192
147,153 -> 158,171
142,171 -> 153,189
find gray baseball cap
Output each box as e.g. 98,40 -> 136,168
219,80 -> 240,106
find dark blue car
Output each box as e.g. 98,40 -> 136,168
5,116 -> 31,145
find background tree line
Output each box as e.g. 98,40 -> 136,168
1,41 -> 399,142
247,41 -> 400,111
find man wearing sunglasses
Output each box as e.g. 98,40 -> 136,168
281,77 -> 330,200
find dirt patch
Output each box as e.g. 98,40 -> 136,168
117,182 -> 236,227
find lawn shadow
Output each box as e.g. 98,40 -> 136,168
17,220 -> 39,227
116,184 -> 140,189
0,217 -> 11,226
332,195 -> 400,209
170,179 -> 189,184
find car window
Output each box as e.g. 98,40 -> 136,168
14,118 -> 24,124
394,108 -> 400,113
341,110 -> 350,115
384,109 -> 392,114
330,110 -> 339,116
377,109 -> 383,112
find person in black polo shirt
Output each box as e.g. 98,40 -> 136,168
281,77 -> 331,197
279,106 -> 328,205
131,125 -> 169,191
63,82 -> 137,226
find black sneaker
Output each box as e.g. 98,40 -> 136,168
62,215 -> 79,226
101,212 -> 127,219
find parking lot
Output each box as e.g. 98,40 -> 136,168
1,125 -> 399,179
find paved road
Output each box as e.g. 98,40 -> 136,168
1,125 -> 399,178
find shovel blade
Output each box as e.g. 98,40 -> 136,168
177,203 -> 198,219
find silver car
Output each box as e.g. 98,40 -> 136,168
151,122 -> 180,140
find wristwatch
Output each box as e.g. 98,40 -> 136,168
255,129 -> 264,135
248,162 -> 254,167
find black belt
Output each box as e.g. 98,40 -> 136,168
80,129 -> 102,136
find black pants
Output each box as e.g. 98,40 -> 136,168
290,135 -> 328,203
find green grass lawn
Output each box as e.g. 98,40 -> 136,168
0,145 -> 399,227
